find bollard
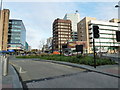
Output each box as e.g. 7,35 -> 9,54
0,56 -> 2,63
0,56 -> 2,90
3,57 -> 9,76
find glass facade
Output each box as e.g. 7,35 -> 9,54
8,19 -> 26,50
25,42 -> 29,51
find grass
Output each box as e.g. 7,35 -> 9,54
16,54 -> 117,66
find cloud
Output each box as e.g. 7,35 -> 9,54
26,27 -> 46,49
94,2 -> 118,20
3,0 -> 120,2
4,2 -> 80,49
3,2 -> 118,49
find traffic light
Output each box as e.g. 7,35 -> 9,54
116,31 -> 120,42
93,25 -> 100,38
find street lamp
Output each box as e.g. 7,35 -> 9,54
0,0 -> 2,10
115,5 -> 119,8
0,0 -> 2,51
0,0 -> 3,19
115,3 -> 120,56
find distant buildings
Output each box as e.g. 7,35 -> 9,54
46,37 -> 53,51
77,17 -> 120,53
42,37 -> 53,52
8,19 -> 26,51
63,12 -> 80,41
25,42 -> 31,51
42,45 -> 49,52
53,18 -> 72,51
0,9 -> 10,51
52,13 -> 120,54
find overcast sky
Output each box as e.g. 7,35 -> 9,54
3,1 -> 118,49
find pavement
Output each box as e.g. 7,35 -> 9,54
102,53 -> 120,58
1,63 -> 23,89
0,58 -> 2,90
102,53 -> 120,63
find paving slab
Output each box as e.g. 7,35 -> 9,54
2,64 -> 23,89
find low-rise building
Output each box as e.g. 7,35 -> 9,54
67,41 -> 87,52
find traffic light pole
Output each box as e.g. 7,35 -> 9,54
93,38 -> 96,68
93,25 -> 99,68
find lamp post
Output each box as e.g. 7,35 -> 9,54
59,28 -> 61,55
0,0 -> 2,10
115,4 -> 120,19
115,4 -> 120,22
0,0 -> 2,52
0,0 -> 3,21
115,3 -> 120,57
115,5 -> 119,8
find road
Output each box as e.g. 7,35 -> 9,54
9,57 -> 119,88
101,53 -> 120,63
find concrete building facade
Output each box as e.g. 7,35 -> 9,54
0,9 -> 10,51
63,12 -> 80,41
109,18 -> 120,23
88,20 -> 120,53
77,17 -> 96,53
53,18 -> 72,51
78,17 -> 120,53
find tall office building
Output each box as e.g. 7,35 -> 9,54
78,17 -> 120,53
53,18 -> 72,51
8,19 -> 26,51
0,9 -> 10,51
63,12 -> 80,41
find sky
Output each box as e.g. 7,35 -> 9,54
2,1 -> 119,49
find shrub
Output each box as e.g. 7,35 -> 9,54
16,54 -> 117,66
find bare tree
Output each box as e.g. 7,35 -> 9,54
38,39 -> 46,53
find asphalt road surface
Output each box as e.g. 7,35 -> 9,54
9,58 -> 119,88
